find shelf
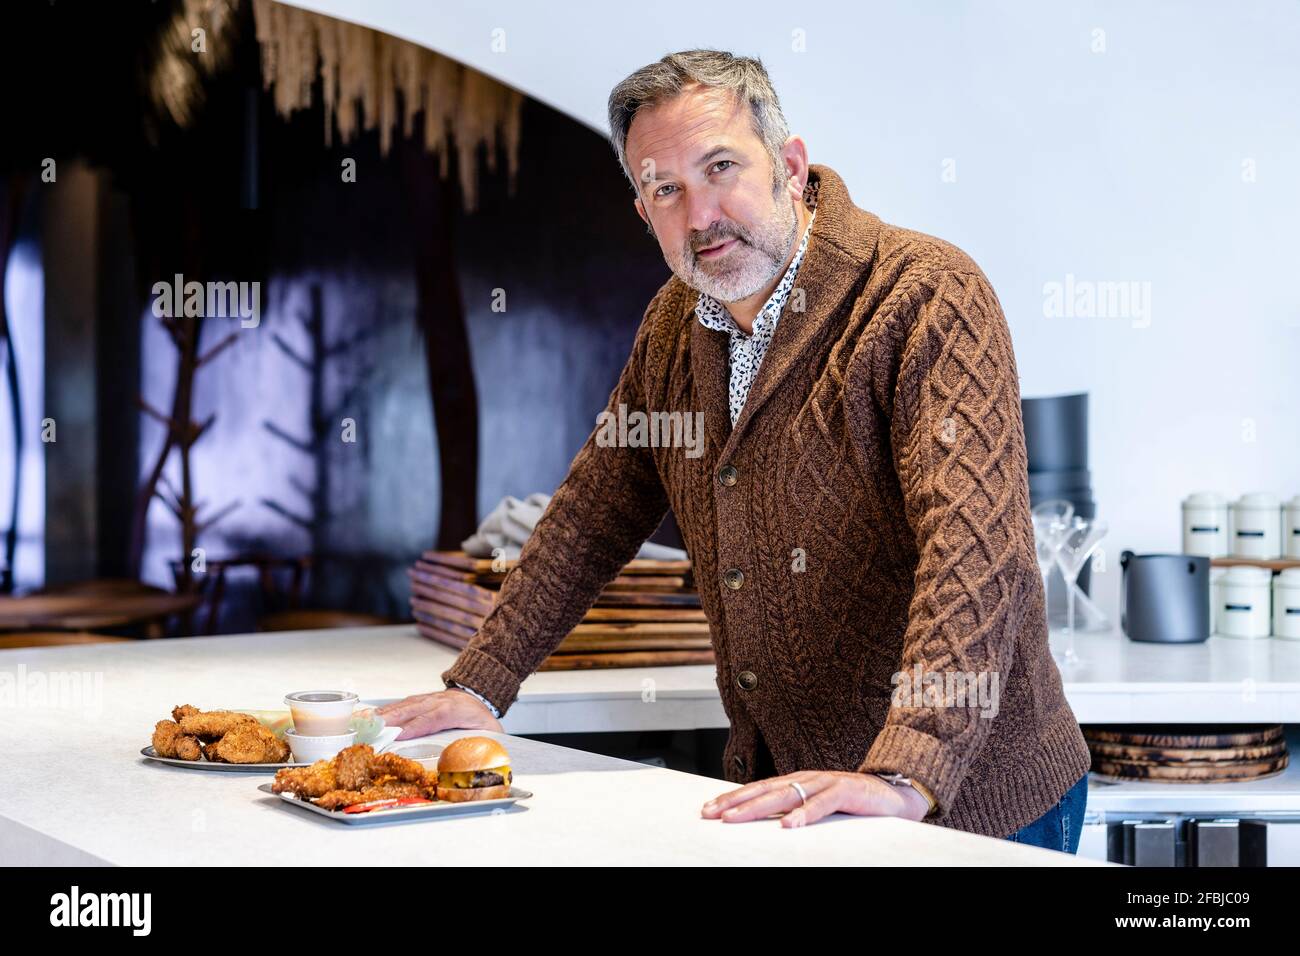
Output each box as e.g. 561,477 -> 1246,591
1085,727 -> 1300,817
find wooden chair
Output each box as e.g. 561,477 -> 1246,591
176,554 -> 311,635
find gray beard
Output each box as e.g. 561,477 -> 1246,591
681,200 -> 799,303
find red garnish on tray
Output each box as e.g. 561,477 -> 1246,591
341,797 -> 435,814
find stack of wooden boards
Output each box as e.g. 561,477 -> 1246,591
1083,724 -> 1289,782
408,550 -> 713,670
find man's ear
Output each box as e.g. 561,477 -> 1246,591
777,135 -> 811,200
634,197 -> 655,238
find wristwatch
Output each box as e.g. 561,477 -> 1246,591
874,771 -> 938,817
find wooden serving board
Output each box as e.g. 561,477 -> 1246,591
410,597 -> 710,639
411,608 -> 477,639
1086,739 -> 1287,763
413,619 -> 472,648
414,561 -> 685,591
1091,753 -> 1289,782
408,578 -> 496,616
538,650 -> 715,670
590,590 -> 701,608
1083,724 -> 1284,748
423,550 -> 692,576
579,606 -> 707,622
408,583 -> 706,624
411,561 -> 701,606
413,622 -> 713,655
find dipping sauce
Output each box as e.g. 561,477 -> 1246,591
284,690 -> 359,736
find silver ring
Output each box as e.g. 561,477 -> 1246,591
788,781 -> 808,805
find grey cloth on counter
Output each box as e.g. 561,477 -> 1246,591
461,493 -> 687,561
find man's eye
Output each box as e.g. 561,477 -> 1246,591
655,184 -> 677,198
712,160 -> 735,173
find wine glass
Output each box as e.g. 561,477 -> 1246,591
1031,500 -> 1074,600
1053,517 -> 1108,667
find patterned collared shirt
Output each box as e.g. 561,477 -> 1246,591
695,208 -> 816,426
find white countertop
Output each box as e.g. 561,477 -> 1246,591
6,623 -> 1298,735
6,621 -> 1298,864
4,623 -> 1290,738
0,632 -> 1101,866
1053,628 -> 1300,723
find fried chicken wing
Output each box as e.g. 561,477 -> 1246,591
372,751 -> 431,783
313,780 -> 429,811
205,722 -> 290,764
177,709 -> 259,741
272,758 -> 339,797
271,744 -> 432,802
335,743 -> 376,790
152,719 -> 202,761
171,704 -> 200,723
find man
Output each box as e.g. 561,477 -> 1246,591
379,50 -> 1091,849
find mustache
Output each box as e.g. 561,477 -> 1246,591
691,226 -> 747,254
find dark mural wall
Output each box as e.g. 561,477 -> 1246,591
137,94 -> 675,629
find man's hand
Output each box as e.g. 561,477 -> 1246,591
376,689 -> 503,739
701,771 -> 930,828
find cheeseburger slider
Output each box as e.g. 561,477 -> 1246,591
436,735 -> 513,801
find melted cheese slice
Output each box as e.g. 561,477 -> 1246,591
439,765 -> 512,788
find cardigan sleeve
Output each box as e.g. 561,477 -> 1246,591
440,295 -> 672,717
856,268 -> 1036,819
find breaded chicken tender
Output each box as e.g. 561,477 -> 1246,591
205,722 -> 290,763
177,709 -> 258,741
152,719 -> 202,761
313,781 -> 427,811
335,742 -> 376,790
372,751 -> 431,783
272,757 -> 339,797
271,744 -> 432,805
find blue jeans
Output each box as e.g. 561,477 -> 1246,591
1003,773 -> 1088,853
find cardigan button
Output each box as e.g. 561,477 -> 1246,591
733,754 -> 746,772
723,568 -> 745,590
717,464 -> 738,486
737,670 -> 758,691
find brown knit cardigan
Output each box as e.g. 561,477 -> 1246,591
443,163 -> 1092,838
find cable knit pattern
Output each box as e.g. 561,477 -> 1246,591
442,164 -> 1091,838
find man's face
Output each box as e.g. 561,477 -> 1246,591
626,84 -> 799,303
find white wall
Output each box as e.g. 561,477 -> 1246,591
287,0 -> 1300,579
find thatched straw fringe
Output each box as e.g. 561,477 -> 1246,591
251,0 -> 523,212
149,0 -> 240,128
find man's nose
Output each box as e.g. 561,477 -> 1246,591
685,193 -> 724,238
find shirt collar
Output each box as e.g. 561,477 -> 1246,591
695,207 -> 816,337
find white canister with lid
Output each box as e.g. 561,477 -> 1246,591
1215,566 -> 1272,639
1274,568 -> 1300,640
1182,491 -> 1229,557
1230,492 -> 1282,559
1285,495 -> 1300,559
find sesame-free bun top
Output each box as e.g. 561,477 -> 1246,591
437,735 -> 510,773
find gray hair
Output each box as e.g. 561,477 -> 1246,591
607,49 -> 790,193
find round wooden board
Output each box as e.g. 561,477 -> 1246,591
1083,724 -> 1283,749
1087,739 -> 1287,763
1091,753 -> 1288,782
